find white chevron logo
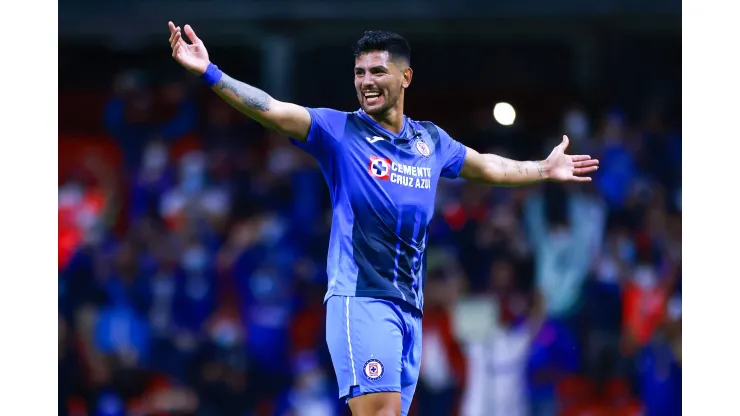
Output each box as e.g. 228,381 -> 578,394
366,136 -> 384,143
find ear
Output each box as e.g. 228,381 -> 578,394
402,67 -> 413,89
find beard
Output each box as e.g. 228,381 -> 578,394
358,90 -> 400,116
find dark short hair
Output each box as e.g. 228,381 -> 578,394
353,30 -> 411,65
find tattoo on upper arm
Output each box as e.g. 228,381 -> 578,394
216,74 -> 271,112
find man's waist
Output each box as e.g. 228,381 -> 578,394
324,288 -> 423,316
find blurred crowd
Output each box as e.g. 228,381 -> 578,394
59,71 -> 681,416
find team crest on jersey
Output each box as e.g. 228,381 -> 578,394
368,156 -> 391,180
415,139 -> 431,157
363,358 -> 384,381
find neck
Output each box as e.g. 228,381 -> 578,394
367,96 -> 405,134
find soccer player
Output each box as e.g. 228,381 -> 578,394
168,23 -> 599,416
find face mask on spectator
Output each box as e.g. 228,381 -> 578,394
182,246 -> 207,273
617,235 -> 636,264
182,174 -> 204,194
143,142 -> 168,173
250,270 -> 279,301
633,265 -> 658,289
210,320 -> 240,348
596,257 -> 620,284
180,152 -> 206,194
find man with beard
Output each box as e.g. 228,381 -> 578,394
167,25 -> 599,416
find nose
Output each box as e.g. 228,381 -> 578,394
360,73 -> 375,89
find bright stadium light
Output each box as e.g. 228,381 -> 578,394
493,102 -> 516,126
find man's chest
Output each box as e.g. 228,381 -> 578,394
341,126 -> 441,193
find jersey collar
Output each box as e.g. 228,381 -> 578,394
356,109 -> 410,141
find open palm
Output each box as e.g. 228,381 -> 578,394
545,135 -> 600,182
168,22 -> 209,75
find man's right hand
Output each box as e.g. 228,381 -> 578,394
168,22 -> 210,75
167,21 -> 312,141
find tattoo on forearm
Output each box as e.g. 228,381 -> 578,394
215,74 -> 271,112
515,162 -> 524,176
499,157 -> 507,176
536,162 -> 544,180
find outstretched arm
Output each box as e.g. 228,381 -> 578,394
460,148 -> 550,186
210,74 -> 311,140
460,135 -> 599,186
168,22 -> 312,141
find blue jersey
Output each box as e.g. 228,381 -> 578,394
291,108 -> 467,312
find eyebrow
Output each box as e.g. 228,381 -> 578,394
354,65 -> 390,73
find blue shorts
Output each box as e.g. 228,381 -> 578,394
325,295 -> 422,416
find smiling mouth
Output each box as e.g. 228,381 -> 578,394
363,91 -> 382,104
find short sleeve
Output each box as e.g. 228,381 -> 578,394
436,125 -> 468,179
289,107 -> 347,163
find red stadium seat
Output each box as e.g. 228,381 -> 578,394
557,375 -> 596,408
607,398 -> 644,416
58,135 -> 123,184
146,373 -> 172,393
67,396 -> 88,416
169,133 -> 203,161
559,401 -> 610,416
604,378 -> 632,403
58,187 -> 106,270
562,398 -> 643,416
58,220 -> 81,270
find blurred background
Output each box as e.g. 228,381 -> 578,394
58,1 -> 681,415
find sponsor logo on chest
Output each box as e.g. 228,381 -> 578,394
368,156 -> 432,189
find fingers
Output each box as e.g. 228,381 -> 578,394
571,155 -> 592,162
169,24 -> 184,49
172,41 -> 181,58
570,176 -> 592,182
560,135 -> 570,150
170,30 -> 181,49
574,166 -> 598,175
184,24 -> 201,45
573,159 -> 599,168
168,24 -> 177,44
